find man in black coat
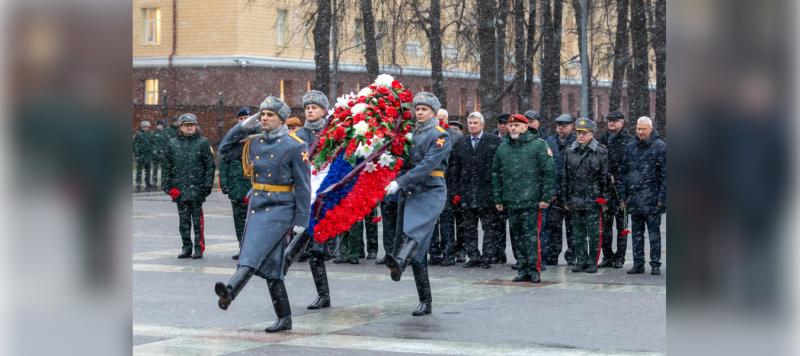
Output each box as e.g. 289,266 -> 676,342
619,116 -> 667,275
546,113 -> 578,265
429,109 -> 463,266
596,111 -> 634,268
450,112 -> 502,269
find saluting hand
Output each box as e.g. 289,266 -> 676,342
495,204 -> 504,212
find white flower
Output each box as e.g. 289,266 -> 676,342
374,74 -> 395,88
336,96 -> 349,108
351,103 -> 368,114
352,120 -> 370,136
370,137 -> 385,149
405,132 -> 413,141
358,87 -> 373,97
365,161 -> 377,173
377,153 -> 394,167
355,142 -> 374,158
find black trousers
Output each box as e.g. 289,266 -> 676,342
365,208 -> 379,255
430,205 -> 458,260
177,200 -> 205,254
601,203 -> 628,262
459,207 -> 501,263
230,199 -> 248,245
631,214 -> 662,268
135,159 -> 152,187
546,207 -> 574,264
380,201 -> 399,256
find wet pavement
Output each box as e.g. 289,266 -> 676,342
134,190 -> 666,355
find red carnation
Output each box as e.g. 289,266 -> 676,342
243,195 -> 250,205
371,216 -> 382,223
595,197 -> 608,205
402,111 -> 412,119
168,187 -> 181,201
334,126 -> 346,140
451,195 -> 462,205
621,229 -> 631,237
398,90 -> 413,102
386,107 -> 397,118
391,139 -> 405,155
391,80 -> 402,89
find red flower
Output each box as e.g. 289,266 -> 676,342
243,195 -> 250,205
402,111 -> 412,119
451,195 -> 461,205
357,96 -> 366,104
621,229 -> 631,237
595,197 -> 608,205
371,216 -> 382,223
168,187 -> 181,200
391,139 -> 405,155
398,90 -> 413,102
334,126 -> 346,140
386,107 -> 397,119
391,80 -> 402,89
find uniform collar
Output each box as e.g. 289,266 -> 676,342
414,119 -> 437,133
265,125 -> 289,140
304,117 -> 327,132
569,138 -> 599,151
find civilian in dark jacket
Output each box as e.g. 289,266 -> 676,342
546,114 -> 577,265
560,118 -> 610,273
450,112 -> 502,268
596,111 -> 634,268
619,116 -> 666,275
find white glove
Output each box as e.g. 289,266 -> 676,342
293,226 -> 306,235
385,181 -> 399,195
241,112 -> 261,129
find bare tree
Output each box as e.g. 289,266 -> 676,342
652,0 -> 665,134
360,0 -> 380,78
512,0 -> 526,111
608,0 -> 629,112
477,0 -> 500,121
540,0 -> 564,125
314,0 -> 332,95
495,0 -> 509,111
523,0 -> 538,112
572,0 -> 593,118
628,0 -> 649,120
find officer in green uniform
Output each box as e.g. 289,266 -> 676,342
133,120 -> 155,191
162,113 -> 216,259
151,121 -> 170,189
220,107 -> 255,260
491,114 -> 556,283
560,118 -> 610,273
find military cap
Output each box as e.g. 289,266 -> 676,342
302,90 -> 330,111
178,113 -> 198,125
496,113 -> 511,123
259,96 -> 291,120
448,120 -> 464,130
508,114 -> 529,125
236,106 -> 253,117
574,117 -> 597,132
523,110 -> 540,121
606,111 -> 625,121
554,113 -> 575,124
412,92 -> 441,113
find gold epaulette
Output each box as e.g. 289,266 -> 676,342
241,137 -> 255,179
288,131 -> 305,144
435,126 -> 446,133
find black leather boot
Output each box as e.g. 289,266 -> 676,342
411,262 -> 432,316
307,255 -> 331,309
214,266 -> 254,310
385,236 -> 419,282
283,231 -> 311,275
265,279 -> 292,333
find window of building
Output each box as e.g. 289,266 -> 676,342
354,19 -> 364,47
143,8 -> 161,45
404,41 -> 422,58
444,44 -> 458,60
276,10 -> 288,46
144,79 -> 159,105
376,21 -> 387,51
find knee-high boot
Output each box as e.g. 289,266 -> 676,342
307,254 -> 330,309
411,261 -> 432,316
214,266 -> 254,310
265,279 -> 292,333
385,234 -> 419,281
